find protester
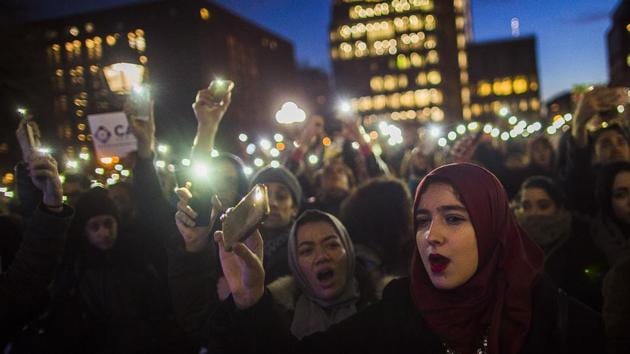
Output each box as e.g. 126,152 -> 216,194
399,146 -> 434,194
304,157 -> 356,216
340,177 -> 414,294
267,210 -> 378,339
0,153 -> 72,348
560,87 -> 630,213
210,162 -> 604,353
593,162 -> 630,266
515,176 -> 608,310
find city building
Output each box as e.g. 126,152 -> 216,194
608,0 -> 630,87
467,36 -> 541,122
329,0 -> 472,128
1,0 -> 299,165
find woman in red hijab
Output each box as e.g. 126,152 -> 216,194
208,163 -> 604,354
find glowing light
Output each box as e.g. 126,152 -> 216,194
193,163 -> 209,177
0,187 -> 6,193
429,125 -> 442,138
106,178 -> 116,185
111,173 -> 120,180
254,158 -> 264,167
270,160 -> 280,168
456,125 -> 466,135
5,191 -> 14,198
103,63 -> 145,94
246,144 -> 256,155
243,166 -> 253,176
274,133 -> 284,142
491,128 -> 500,138
114,164 -> 123,171
438,138 -> 447,147
79,152 -> 90,160
157,144 -> 168,153
322,137 -> 332,146
17,107 -> 27,116
447,132 -> 457,141
37,147 -> 51,154
211,149 -> 220,157
66,160 -> 79,169
352,142 -> 360,150
618,105 -> 625,114
238,133 -> 248,142
275,102 -> 306,124
467,122 -> 479,131
277,142 -> 286,151
508,116 -> 518,125
100,157 -> 113,164
121,170 -> 130,177
155,160 -> 166,168
483,124 -> 493,134
270,148 -> 280,157
181,158 -> 191,167
308,154 -> 319,165
95,168 -> 105,175
564,113 -> 573,121
499,107 -> 509,117
260,139 -> 272,150
500,132 -> 510,141
547,126 -> 557,134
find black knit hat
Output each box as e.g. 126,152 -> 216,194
250,166 -> 302,208
73,187 -> 120,229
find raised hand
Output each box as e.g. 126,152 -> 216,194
214,229 -> 265,309
174,185 -> 221,252
192,85 -> 232,128
27,153 -> 63,210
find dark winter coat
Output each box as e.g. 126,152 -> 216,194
206,277 -> 604,354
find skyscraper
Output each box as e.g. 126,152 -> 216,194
329,0 -> 472,128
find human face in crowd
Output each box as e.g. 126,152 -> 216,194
85,215 -> 118,251
611,171 -> 630,225
321,162 -> 350,193
415,183 -> 478,290
411,148 -> 431,172
520,187 -> 558,217
213,160 -> 240,207
296,221 -> 349,301
263,182 -> 297,231
530,141 -> 553,168
594,130 -> 630,164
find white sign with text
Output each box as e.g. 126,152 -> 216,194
87,111 -> 137,159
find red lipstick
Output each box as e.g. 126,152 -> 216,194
428,253 -> 450,273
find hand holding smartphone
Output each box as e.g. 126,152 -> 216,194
208,79 -> 234,104
221,184 -> 270,251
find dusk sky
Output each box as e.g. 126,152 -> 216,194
21,0 -> 623,101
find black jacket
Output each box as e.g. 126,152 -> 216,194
207,276 -> 604,354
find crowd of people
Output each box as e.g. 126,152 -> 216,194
0,84 -> 629,353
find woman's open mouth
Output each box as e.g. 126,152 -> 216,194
316,268 -> 336,287
428,253 -> 450,273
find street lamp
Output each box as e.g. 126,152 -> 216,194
103,62 -> 145,94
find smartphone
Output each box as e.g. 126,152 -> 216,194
130,85 -> 151,121
208,79 -> 234,103
221,184 -> 270,251
188,183 -> 216,227
26,122 -> 40,150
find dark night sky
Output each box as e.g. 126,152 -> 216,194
14,0 -> 622,101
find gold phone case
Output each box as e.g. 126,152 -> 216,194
221,184 -> 270,251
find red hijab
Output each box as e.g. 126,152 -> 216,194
410,163 -> 544,354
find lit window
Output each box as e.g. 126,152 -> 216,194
69,26 -> 79,36
426,50 -> 439,64
454,0 -> 465,11
430,88 -> 443,104
456,16 -> 465,30
397,54 -> 410,70
410,52 -> 423,67
458,51 -> 467,68
414,89 -> 430,107
401,91 -> 415,108
530,80 -> 539,91
471,104 -> 482,116
389,93 -> 401,109
424,37 -> 437,49
427,71 -> 441,85
530,98 -> 541,111
55,69 -> 63,77
85,23 -> 94,33
425,15 -> 436,30
384,75 -> 397,90
626,23 -> 630,32
78,123 -> 86,131
136,37 -> 146,52
373,95 -> 388,110
139,55 -> 148,64
409,15 -> 422,31
370,76 -> 384,91
477,81 -> 492,96
78,134 -> 86,141
461,88 -> 470,104
398,74 -> 408,88
200,8 -> 210,20
519,99 -> 528,111
416,72 -> 427,86
460,71 -> 469,84
457,34 -> 466,49
431,107 -> 444,122
513,76 -> 528,94
106,35 -> 117,46
359,96 -> 373,111
463,107 -> 472,120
